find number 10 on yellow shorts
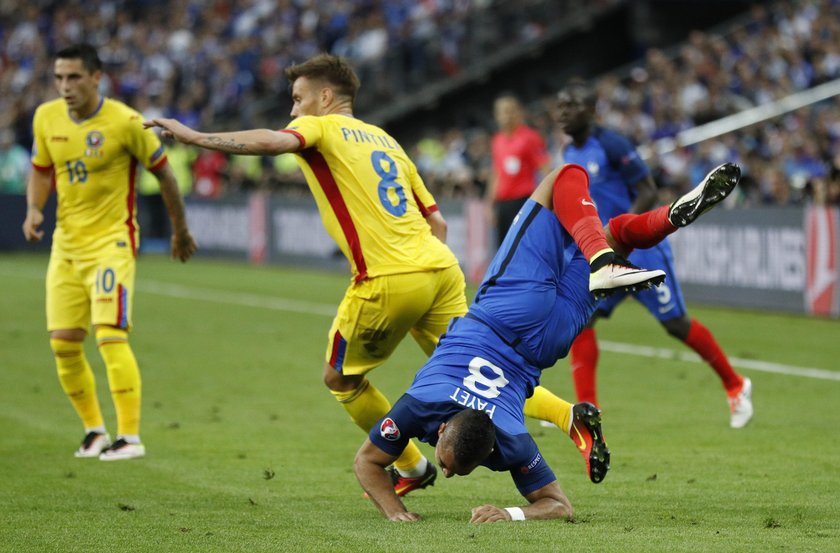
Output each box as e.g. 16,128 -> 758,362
46,254 -> 136,332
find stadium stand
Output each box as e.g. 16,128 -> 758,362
0,0 -> 621,194
1,0 -> 838,206
414,0 -> 840,207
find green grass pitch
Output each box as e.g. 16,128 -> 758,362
1,253 -> 838,553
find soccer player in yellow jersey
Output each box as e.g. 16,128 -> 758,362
22,44 -> 197,461
146,53 -> 629,495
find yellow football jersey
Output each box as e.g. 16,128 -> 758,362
283,115 -> 458,282
31,97 -> 167,258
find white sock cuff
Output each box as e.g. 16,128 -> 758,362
397,456 -> 429,478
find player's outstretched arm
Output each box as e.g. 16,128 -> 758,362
354,439 -> 421,522
143,118 -> 299,156
469,481 -> 573,523
21,168 -> 53,242
152,163 -> 197,262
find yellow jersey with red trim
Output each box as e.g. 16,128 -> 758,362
283,114 -> 458,282
31,97 -> 167,258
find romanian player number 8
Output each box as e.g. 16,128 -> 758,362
371,150 -> 407,216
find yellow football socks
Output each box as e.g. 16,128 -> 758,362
330,379 -> 386,429
524,385 -> 573,432
392,441 -> 424,474
96,327 -> 141,437
330,379 -> 425,473
51,338 -> 105,430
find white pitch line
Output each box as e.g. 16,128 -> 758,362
138,280 -> 337,317
141,282 -> 840,382
599,341 -> 840,382
2,264 -> 838,381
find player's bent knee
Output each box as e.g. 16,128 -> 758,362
323,363 -> 362,393
49,328 -> 86,341
50,337 -> 86,377
555,163 -> 587,184
662,317 -> 690,341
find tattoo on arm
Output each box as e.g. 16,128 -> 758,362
205,136 -> 248,152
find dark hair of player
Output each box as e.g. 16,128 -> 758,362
56,44 -> 102,74
559,77 -> 597,110
284,53 -> 361,102
448,408 -> 496,468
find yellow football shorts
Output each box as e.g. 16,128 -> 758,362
46,253 -> 136,332
326,264 -> 467,376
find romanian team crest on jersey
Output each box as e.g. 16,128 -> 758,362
85,131 -> 105,158
379,418 -> 401,441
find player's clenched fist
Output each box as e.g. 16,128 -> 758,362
22,207 -> 44,242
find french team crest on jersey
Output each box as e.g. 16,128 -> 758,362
85,131 -> 105,158
622,152 -> 638,165
587,160 -> 600,176
379,418 -> 401,441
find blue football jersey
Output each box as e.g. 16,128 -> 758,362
473,200 -> 596,368
563,127 -> 649,222
369,199 -> 600,496
369,317 -> 557,496
564,127 -> 686,321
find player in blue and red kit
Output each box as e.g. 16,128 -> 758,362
148,55 -> 674,500
354,161 -> 740,522
556,79 -> 752,429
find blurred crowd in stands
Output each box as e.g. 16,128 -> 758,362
415,0 -> 840,208
2,0 -> 839,208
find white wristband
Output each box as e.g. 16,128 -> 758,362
504,507 -> 526,521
